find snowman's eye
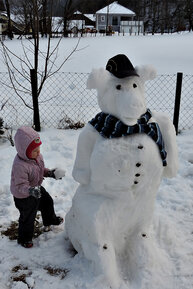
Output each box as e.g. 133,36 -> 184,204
116,84 -> 121,90
133,83 -> 137,88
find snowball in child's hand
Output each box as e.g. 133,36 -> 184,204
54,168 -> 66,180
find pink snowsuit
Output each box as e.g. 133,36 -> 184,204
10,126 -> 49,199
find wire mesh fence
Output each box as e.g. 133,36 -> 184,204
179,74 -> 193,130
0,71 -> 192,131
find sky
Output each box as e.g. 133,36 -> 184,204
0,32 -> 193,289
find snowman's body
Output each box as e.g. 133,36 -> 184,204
65,58 -> 178,288
89,132 -> 162,195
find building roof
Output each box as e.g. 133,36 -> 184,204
73,11 -> 82,15
85,14 -> 96,22
96,1 -> 135,15
73,11 -> 95,22
71,11 -> 95,25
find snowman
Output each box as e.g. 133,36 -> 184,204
65,54 -> 178,288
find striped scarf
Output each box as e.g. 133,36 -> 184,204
89,109 -> 167,166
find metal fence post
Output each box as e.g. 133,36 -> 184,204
173,72 -> 183,135
30,69 -> 41,131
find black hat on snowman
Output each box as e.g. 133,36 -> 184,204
106,54 -> 139,78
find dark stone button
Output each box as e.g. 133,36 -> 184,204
136,163 -> 141,167
135,173 -> 140,177
134,181 -> 138,184
138,145 -> 143,149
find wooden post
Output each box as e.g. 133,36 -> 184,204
173,72 -> 183,135
30,69 -> 41,131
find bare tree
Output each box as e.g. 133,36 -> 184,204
160,0 -> 173,34
174,0 -> 186,32
184,0 -> 193,31
119,0 -> 189,34
40,0 -> 48,37
4,0 -> 14,39
106,0 -> 110,35
10,0 -> 34,35
0,0 -> 81,131
62,0 -> 74,37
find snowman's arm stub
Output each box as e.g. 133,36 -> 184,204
152,111 -> 179,178
72,123 -> 98,184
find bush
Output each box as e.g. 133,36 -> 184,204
58,115 -> 84,130
0,117 -> 14,146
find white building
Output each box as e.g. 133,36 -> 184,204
96,1 -> 143,34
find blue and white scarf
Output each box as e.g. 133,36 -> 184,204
89,109 -> 167,166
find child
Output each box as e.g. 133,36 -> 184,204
10,126 -> 66,248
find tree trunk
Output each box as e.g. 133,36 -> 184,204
63,16 -> 68,37
42,0 -> 48,37
5,0 -> 13,40
30,69 -> 41,131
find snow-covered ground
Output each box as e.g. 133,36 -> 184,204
0,31 -> 192,74
0,32 -> 193,289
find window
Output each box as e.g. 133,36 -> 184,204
112,16 -> 118,26
101,15 -> 105,22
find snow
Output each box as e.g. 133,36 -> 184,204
0,32 -> 193,289
0,32 -> 192,75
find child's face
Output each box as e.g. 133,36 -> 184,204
31,146 -> 40,159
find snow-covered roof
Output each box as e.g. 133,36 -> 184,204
73,11 -> 82,15
85,14 -> 96,22
96,1 -> 135,15
73,11 -> 95,22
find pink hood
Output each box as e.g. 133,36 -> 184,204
14,126 -> 40,160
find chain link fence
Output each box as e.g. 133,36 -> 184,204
0,72 -> 192,131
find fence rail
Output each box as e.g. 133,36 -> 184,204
0,72 -> 192,131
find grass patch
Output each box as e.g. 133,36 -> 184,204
1,214 -> 44,240
12,265 -> 28,273
44,266 -> 69,279
11,264 -> 32,287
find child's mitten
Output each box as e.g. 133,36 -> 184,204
29,186 -> 41,198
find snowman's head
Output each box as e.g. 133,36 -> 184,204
87,54 -> 156,125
